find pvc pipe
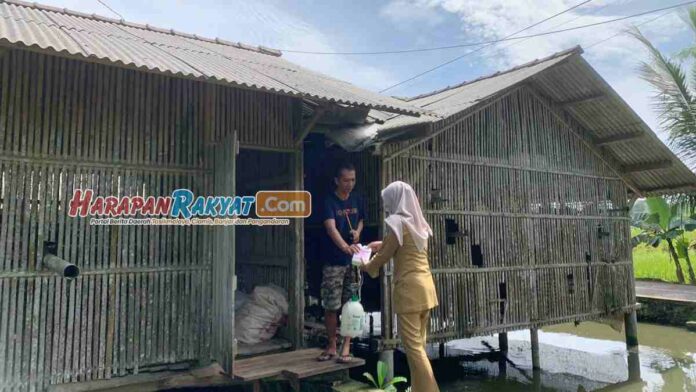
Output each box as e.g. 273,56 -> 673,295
43,254 -> 80,278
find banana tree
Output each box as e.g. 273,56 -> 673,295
631,197 -> 696,284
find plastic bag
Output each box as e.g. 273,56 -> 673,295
235,285 -> 289,344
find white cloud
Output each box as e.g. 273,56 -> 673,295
35,0 -> 399,91
383,0 -> 688,144
379,0 -> 446,28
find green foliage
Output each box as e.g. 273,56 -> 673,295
629,14 -> 696,164
362,361 -> 407,392
631,197 -> 695,248
631,197 -> 696,284
633,242 -> 696,283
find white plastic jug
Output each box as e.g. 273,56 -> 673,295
340,295 -> 365,338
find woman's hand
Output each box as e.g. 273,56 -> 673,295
367,241 -> 383,252
356,256 -> 369,271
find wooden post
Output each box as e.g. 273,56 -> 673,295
530,327 -> 540,371
498,332 -> 508,353
627,350 -> 641,382
287,149 -> 305,349
532,368 -> 542,391
624,309 -> 641,381
624,310 -> 639,349
498,356 -> 507,379
378,155 -> 394,382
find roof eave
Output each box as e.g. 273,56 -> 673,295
0,40 -> 425,117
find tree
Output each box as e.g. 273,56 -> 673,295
629,9 -> 696,167
631,197 -> 696,284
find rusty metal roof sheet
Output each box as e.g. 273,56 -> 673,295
0,0 -> 425,116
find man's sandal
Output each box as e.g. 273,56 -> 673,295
336,354 -> 355,364
316,352 -> 337,362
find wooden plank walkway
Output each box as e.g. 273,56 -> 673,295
635,281 -> 696,304
233,348 -> 365,391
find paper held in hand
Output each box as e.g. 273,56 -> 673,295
351,245 -> 372,266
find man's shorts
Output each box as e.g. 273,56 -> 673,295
321,265 -> 354,311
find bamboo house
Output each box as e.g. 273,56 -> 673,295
0,1 -> 695,391
322,46 -> 696,347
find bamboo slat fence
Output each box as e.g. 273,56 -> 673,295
0,48 -> 299,391
380,87 -> 635,342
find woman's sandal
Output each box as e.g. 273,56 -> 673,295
336,354 -> 355,364
316,352 -> 337,362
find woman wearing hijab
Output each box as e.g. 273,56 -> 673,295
360,181 -> 439,392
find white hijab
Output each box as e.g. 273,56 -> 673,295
381,181 -> 433,252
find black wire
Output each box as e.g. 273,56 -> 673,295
379,0 -> 595,92
380,0 -> 694,93
96,0 -> 124,20
281,0 -> 696,56
585,10 -> 673,50
397,1 -> 615,106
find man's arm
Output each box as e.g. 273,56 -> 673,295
352,219 -> 364,244
351,197 -> 366,244
324,219 -> 359,255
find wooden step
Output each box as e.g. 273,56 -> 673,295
233,348 -> 365,381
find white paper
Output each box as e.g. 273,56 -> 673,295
351,244 -> 372,266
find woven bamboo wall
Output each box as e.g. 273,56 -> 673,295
0,49 -> 296,391
236,149 -> 294,293
381,87 -> 635,342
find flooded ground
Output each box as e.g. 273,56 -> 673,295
434,322 -> 696,391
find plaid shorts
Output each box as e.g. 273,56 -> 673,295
321,265 -> 355,311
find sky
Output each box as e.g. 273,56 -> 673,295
35,0 -> 694,150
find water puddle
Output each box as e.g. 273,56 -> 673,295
436,322 -> 696,391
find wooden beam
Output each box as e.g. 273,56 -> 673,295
239,143 -> 298,153
595,131 -> 643,146
294,107 -> 324,147
524,85 -> 644,197
559,93 -> 606,107
640,183 -> 696,195
621,160 -> 672,173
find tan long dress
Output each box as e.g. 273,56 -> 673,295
363,229 -> 439,392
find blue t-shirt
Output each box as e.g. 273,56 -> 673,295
322,192 -> 366,266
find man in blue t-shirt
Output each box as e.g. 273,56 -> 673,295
317,162 -> 365,364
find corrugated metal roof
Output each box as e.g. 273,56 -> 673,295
365,47 -> 578,132
340,46 -> 696,196
531,53 -> 696,196
0,0 -> 426,116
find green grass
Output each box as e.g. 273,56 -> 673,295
632,229 -> 696,284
